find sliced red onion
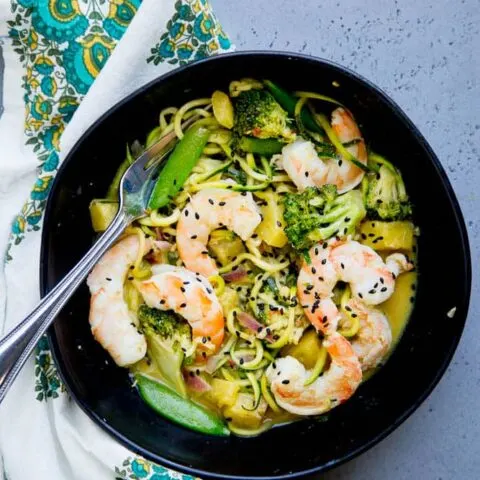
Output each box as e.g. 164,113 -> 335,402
153,240 -> 171,251
185,372 -> 211,392
206,354 -> 222,374
222,269 -> 248,283
237,312 -> 274,342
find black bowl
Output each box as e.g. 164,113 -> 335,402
41,52 -> 471,479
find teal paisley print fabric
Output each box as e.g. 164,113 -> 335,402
115,457 -> 199,480
147,0 -> 231,66
7,0 -> 139,253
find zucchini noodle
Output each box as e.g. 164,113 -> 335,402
261,374 -> 280,413
304,345 -> 328,386
139,208 -> 181,227
218,253 -> 290,274
230,339 -> 264,370
174,98 -> 211,139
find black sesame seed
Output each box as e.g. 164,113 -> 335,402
340,263 -> 344,269
180,303 -> 187,308
358,293 -> 363,298
314,247 -> 319,255
277,221 -> 282,227
338,159 -> 343,167
373,282 -> 378,288
202,337 -> 207,344
321,259 -> 327,265
257,326 -> 263,333
305,171 -> 309,177
195,212 -> 200,220
344,217 -> 351,222
351,313 -> 357,318
281,379 -> 290,385
361,233 -> 367,240
207,288 -> 212,294
343,227 -> 348,234
180,287 -> 186,293
273,334 -> 280,340
323,242 -> 328,249
185,210 -> 189,217
311,267 -> 317,274
239,358 -> 244,365
272,362 -> 277,369
128,276 -> 134,281
106,277 -> 112,281
380,277 -> 384,284
219,201 -> 226,206
318,276 -> 324,281
208,198 -> 214,205
368,289 -> 375,294
266,328 -> 272,334
345,306 -> 352,312
381,287 -> 387,292
160,299 -> 166,304
322,316 -> 328,323
368,233 -> 375,237
189,371 -> 195,377
202,352 -> 207,358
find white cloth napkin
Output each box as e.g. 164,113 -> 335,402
0,0 -> 233,478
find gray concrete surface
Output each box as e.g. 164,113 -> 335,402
212,0 -> 480,478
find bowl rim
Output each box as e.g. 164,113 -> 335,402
41,50 -> 472,479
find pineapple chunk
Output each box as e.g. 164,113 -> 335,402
207,379 -> 239,408
255,190 -> 288,248
359,221 -> 414,251
223,393 -> 268,429
282,329 -> 323,369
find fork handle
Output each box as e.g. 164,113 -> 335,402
0,211 -> 129,404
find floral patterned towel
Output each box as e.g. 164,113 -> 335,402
0,0 -> 232,478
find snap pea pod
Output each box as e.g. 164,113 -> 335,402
264,80 -> 322,133
238,136 -> 284,155
136,374 -> 230,436
148,124 -> 210,209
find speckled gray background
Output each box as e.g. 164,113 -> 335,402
211,0 -> 480,478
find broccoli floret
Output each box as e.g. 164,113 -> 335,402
364,153 -> 412,221
138,305 -> 193,396
234,89 -> 293,140
283,186 -> 366,251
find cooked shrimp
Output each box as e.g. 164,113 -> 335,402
280,107 -> 367,194
135,264 -> 224,354
87,235 -> 164,366
266,332 -> 362,415
346,298 -> 392,371
298,239 -> 412,334
176,188 -> 261,277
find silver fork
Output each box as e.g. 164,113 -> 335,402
0,115 -> 199,404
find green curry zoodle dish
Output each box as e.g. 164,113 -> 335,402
86,78 -> 418,437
